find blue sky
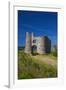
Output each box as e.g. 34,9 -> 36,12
18,10 -> 57,47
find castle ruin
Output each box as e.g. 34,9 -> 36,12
25,32 -> 51,54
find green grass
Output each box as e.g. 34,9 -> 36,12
18,50 -> 57,79
41,53 -> 57,60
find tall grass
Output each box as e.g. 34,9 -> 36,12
18,50 -> 57,79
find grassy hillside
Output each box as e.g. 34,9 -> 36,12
18,50 -> 57,79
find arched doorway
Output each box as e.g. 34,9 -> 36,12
31,45 -> 37,55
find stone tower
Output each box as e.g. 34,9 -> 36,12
37,37 -> 45,54
25,32 -> 51,54
25,32 -> 31,54
31,32 -> 34,46
37,36 -> 51,54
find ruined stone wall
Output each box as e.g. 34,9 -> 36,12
25,32 -> 31,54
25,32 -> 51,54
37,37 -> 45,54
